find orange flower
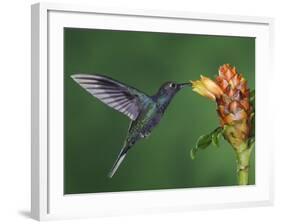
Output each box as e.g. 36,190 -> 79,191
190,64 -> 254,185
191,64 -> 252,149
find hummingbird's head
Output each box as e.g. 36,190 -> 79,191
154,81 -> 191,110
157,81 -> 191,97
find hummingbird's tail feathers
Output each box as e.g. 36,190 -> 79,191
108,153 -> 126,178
108,145 -> 130,178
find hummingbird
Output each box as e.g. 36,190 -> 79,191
71,74 -> 190,178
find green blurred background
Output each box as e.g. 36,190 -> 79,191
64,28 -> 255,194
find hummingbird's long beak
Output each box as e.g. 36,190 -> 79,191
179,82 -> 192,89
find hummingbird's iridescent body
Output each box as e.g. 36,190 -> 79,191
72,74 -> 189,177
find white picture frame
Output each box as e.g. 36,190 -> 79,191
31,2 -> 274,221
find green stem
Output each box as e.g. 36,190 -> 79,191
235,143 -> 253,185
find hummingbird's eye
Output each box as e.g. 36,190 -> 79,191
169,83 -> 176,88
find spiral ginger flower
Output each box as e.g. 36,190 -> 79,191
190,64 -> 255,185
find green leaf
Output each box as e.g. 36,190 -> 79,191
212,134 -> 219,147
212,128 -> 222,148
189,127 -> 224,159
250,112 -> 255,137
212,132 -> 221,148
190,147 -> 197,160
196,134 -> 212,149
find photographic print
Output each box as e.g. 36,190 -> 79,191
64,28 -> 255,194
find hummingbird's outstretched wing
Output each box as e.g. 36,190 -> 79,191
71,74 -> 150,120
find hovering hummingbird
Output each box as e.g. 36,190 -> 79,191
71,74 -> 190,178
